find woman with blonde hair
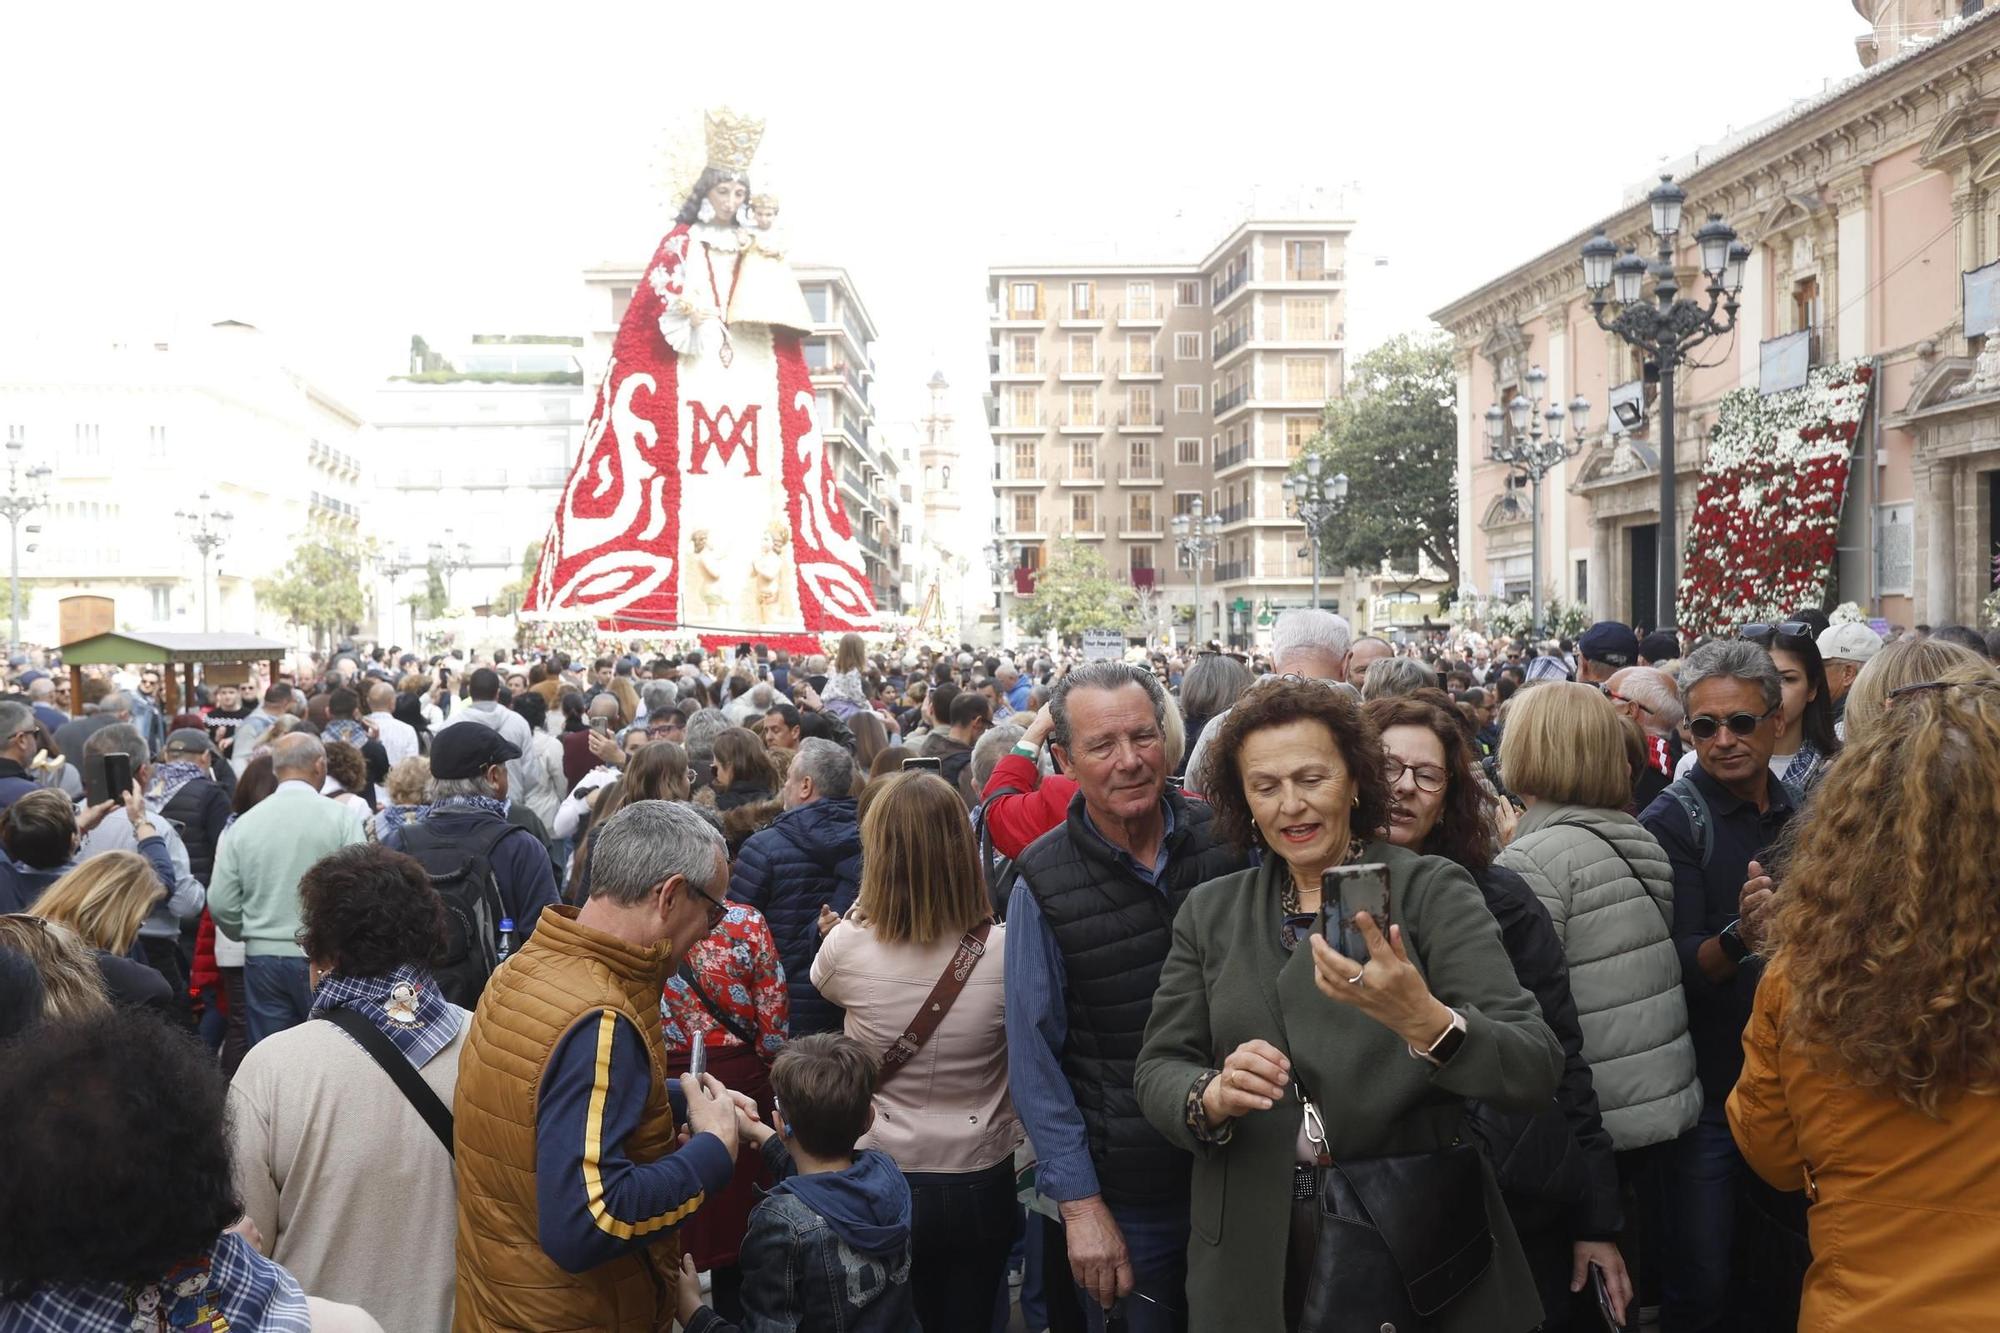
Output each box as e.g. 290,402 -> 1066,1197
1839,635 -> 1996,746
812,771 -> 1020,1333
820,632 -> 870,719
25,853 -> 176,1012
0,914 -> 112,1021
1729,677 -> 2000,1329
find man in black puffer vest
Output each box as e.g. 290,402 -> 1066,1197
1004,661 -> 1246,1333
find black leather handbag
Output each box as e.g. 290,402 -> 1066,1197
1287,1077 -> 1494,1332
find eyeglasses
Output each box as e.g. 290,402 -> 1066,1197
1683,705 -> 1776,740
1383,759 -> 1448,793
685,879 -> 729,930
1888,678 -> 2000,704
1600,685 -> 1654,715
1740,621 -> 1813,645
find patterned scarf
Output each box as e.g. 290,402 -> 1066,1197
310,963 -> 463,1068
149,761 -> 206,806
373,802 -> 430,840
323,718 -> 371,748
428,793 -> 510,821
3,1230 -> 312,1333
1779,742 -> 1827,804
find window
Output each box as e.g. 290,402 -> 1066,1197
1127,437 -> 1154,475
148,585 -> 171,620
805,287 -> 831,322
1018,542 -> 1044,573
1285,416 -> 1318,457
1129,544 -> 1155,572
1173,491 -> 1201,517
1127,385 -> 1155,425
4,425 -> 22,444
1069,280 -> 1094,314
1071,490 -> 1097,524
1175,436 -> 1203,465
1012,492 -> 1039,529
1010,334 -> 1038,373
1283,297 -> 1327,339
1575,558 -> 1588,603
1008,387 -> 1038,425
1175,332 -> 1202,360
148,425 -> 168,456
1174,384 -> 1202,413
1283,357 -> 1327,401
1792,275 -> 1820,335
73,424 -> 100,456
1070,438 -> 1096,478
1068,386 -> 1097,424
1286,239 -> 1327,280
1176,279 -> 1202,307
1126,334 -> 1154,373
802,339 -> 831,370
1012,439 -> 1038,480
1129,493 -> 1156,527
1069,333 -> 1096,373
610,285 -> 634,324
1126,280 -> 1155,318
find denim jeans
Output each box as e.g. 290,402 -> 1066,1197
1663,1097 -> 1739,1333
242,955 -> 313,1048
906,1158 -> 1017,1333
1077,1199 -> 1188,1333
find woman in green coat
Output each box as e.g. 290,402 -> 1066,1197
1137,678 -> 1561,1332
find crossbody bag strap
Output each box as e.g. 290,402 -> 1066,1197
318,1007 -> 453,1157
878,920 -> 993,1087
676,962 -> 766,1057
1265,984 -> 1333,1167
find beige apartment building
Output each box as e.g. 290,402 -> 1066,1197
987,217 -> 1351,646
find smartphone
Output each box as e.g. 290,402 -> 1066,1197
1588,1263 -> 1623,1332
589,716 -> 609,736
1322,863 -> 1391,964
84,752 -> 135,806
901,756 -> 942,773
688,1042 -> 707,1080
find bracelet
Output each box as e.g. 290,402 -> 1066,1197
1184,1069 -> 1234,1145
1011,742 -> 1040,759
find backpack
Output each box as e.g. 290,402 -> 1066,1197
394,818 -> 520,1007
973,789 -> 1019,923
1660,776 -> 1715,869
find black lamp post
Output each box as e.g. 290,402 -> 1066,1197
1580,175 -> 1748,632
1281,455 -> 1348,612
1483,366 -> 1589,636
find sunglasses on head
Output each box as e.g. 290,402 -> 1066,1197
1683,704 -> 1777,740
1739,621 -> 1813,645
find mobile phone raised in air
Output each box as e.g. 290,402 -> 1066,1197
589,717 -> 609,736
901,756 -> 942,773
1321,862 -> 1392,964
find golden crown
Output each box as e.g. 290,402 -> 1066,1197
704,107 -> 766,175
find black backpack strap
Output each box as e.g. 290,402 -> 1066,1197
676,963 -> 766,1057
1663,777 -> 1714,870
318,1007 -> 453,1156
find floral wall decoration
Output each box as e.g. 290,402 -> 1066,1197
1677,359 -> 1874,636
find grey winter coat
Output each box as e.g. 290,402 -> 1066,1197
1496,803 -> 1701,1151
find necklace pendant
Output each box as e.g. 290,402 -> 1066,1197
384,981 -> 421,1026
718,340 -> 734,369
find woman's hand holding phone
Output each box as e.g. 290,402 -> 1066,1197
1310,914 -> 1455,1049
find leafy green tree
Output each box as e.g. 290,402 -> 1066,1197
1017,540 -> 1133,640
256,535 -> 374,649
410,558 -> 448,620
491,541 -> 542,615
1294,332 -> 1459,589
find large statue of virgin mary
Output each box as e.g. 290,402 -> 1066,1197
521,108 -> 877,646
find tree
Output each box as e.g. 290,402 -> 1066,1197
1296,332 -> 1459,589
408,558 -> 448,620
256,534 -> 373,649
491,541 -> 542,616
1016,540 -> 1133,640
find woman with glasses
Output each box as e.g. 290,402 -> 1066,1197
1368,693 -> 1634,1330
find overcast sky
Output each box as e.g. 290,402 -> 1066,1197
3,1 -> 1869,506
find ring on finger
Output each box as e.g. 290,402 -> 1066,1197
1346,970 -> 1366,987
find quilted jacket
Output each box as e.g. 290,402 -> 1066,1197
729,797 -> 862,1036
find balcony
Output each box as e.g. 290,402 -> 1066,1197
809,357 -> 871,403
840,465 -> 869,499
1117,459 -> 1163,484
1119,513 -> 1165,538
1128,566 -> 1158,588
992,357 -> 1044,382
993,463 -> 1045,488
1116,409 -> 1164,432
1050,514 -> 1108,539
1214,559 -> 1252,582
1116,356 -> 1163,380
1059,302 -> 1106,328
992,414 -> 1044,434
1213,325 -> 1250,359
1058,357 -> 1105,382
1215,384 -> 1250,415
994,295 -> 1046,325
1216,503 -> 1250,525
1283,264 -> 1345,283
1214,441 -> 1253,470
1000,514 -> 1047,538
1058,414 -> 1105,434
1118,299 -> 1166,326
1213,268 -> 1250,305
1056,461 -> 1103,485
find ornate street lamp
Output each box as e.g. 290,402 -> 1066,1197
1485,366 -> 1590,635
174,492 -> 233,632
1281,453 -> 1349,613
0,441 -> 52,654
1171,498 -> 1222,646
1579,174 -> 1744,631
428,529 -> 472,604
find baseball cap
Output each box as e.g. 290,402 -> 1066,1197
1816,622 -> 1884,665
1638,630 -> 1681,664
1577,621 -> 1640,669
163,727 -> 218,757
429,723 -> 521,779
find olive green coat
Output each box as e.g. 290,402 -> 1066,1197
1135,841 -> 1562,1333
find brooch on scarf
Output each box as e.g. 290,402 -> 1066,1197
383,980 -> 422,1026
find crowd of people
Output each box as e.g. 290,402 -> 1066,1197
0,612 -> 1995,1333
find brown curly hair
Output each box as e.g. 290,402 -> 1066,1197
1202,678 -> 1390,851
1364,694 -> 1496,873
1768,678 -> 2000,1115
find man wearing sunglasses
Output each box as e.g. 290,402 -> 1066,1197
1637,641 -> 1797,1333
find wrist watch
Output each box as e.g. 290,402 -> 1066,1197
1410,1007 -> 1468,1067
1718,918 -> 1755,964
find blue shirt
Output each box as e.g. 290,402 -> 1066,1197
1007,676 -> 1034,712
1003,800 -> 1175,1203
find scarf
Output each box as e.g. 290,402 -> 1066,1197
323,718 -> 371,748
373,802 -> 430,840
429,793 -> 510,822
1779,742 -> 1827,804
149,761 -> 206,806
310,962 -> 462,1068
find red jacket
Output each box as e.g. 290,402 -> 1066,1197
979,753 -> 1077,860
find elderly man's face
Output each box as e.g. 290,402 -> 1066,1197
1054,683 -> 1167,824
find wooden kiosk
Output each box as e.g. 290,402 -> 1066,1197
57,630 -> 290,714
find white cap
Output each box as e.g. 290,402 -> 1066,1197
1816,621 -> 1884,664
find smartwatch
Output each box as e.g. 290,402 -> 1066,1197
1411,1008 -> 1468,1067
1718,918 -> 1755,964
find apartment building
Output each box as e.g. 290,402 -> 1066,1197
988,218 -> 1351,645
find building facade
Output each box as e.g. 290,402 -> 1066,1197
894,372 -> 977,641
987,217 -> 1353,646
368,335 -> 586,641
580,259 -> 905,619
0,320 -> 364,645
1435,2 -> 2000,634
